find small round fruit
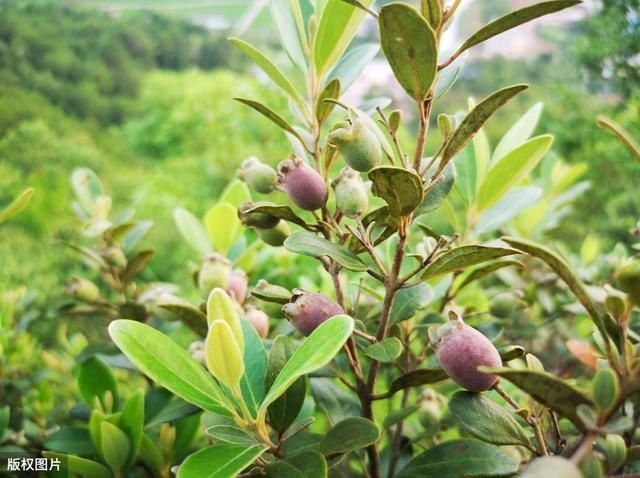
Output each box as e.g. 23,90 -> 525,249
256,221 -> 290,247
432,314 -> 502,392
237,157 -> 278,194
226,269 -> 248,303
198,253 -> 231,294
278,157 -> 328,211
246,307 -> 269,338
616,260 -> 640,306
282,289 -> 344,336
327,118 -> 382,172
521,456 -> 582,478
331,167 -> 369,218
65,277 -> 101,302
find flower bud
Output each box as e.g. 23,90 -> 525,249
237,157 -> 278,194
278,157 -> 328,211
327,118 -> 382,172
226,269 -> 248,303
238,202 -> 280,229
188,340 -> 206,365
256,220 -> 290,246
521,456 -> 582,478
101,245 -> 127,268
246,307 -> 269,338
66,277 -> 101,302
331,167 -> 368,218
417,390 -> 442,428
388,110 -> 402,134
198,253 -> 231,294
282,289 -> 344,336
431,313 -> 502,392
616,260 -> 640,306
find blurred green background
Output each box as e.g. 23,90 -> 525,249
0,0 -> 638,298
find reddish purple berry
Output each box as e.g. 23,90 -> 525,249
278,157 -> 328,211
282,289 -> 344,336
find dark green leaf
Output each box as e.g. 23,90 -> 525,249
284,231 -> 368,271
123,250 -> 154,283
391,283 -> 433,324
99,421 -> 131,475
398,439 -> 519,478
319,417 -> 380,456
369,166 -> 424,218
418,161 -> 456,214
205,425 -> 257,445
480,367 -> 593,430
596,115 -> 640,164
365,337 -> 403,362
159,302 -> 208,337
385,368 -> 448,397
120,390 -> 144,467
454,1 -> 581,59
241,202 -> 317,231
266,451 -> 327,478
383,405 -> 420,428
240,318 -> 268,417
43,452 -> 110,478
449,392 -> 531,448
44,427 -> 95,455
146,398 -> 200,426
234,98 -> 307,148
421,245 -> 519,280
176,444 -> 268,478
421,0 -> 442,28
77,356 -> 119,412
379,3 -> 438,101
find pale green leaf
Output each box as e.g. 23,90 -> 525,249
204,202 -> 242,255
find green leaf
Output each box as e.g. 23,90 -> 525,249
267,451 -> 327,478
176,444 -> 268,478
140,433 -> 164,476
100,421 -> 131,475
270,0 -> 307,72
316,79 -> 340,124
365,338 -> 402,362
284,231 -> 368,271
230,38 -> 305,107
265,336 -> 307,434
205,320 -> 245,391
379,3 -> 438,101
439,84 -> 528,168
477,135 -> 553,210
449,392 -> 531,448
206,425 -> 258,445
71,167 -> 104,215
452,259 -> 523,295
0,187 -> 34,225
205,202 -> 242,255
77,356 -> 119,412
319,417 -> 380,456
240,319 -> 268,417
475,186 -> 543,234
596,115 -> 640,164
501,236 -> 608,339
44,427 -> 95,455
369,166 -> 424,218
481,367 -> 593,430
220,179 -> 252,209
260,315 -> 354,412
122,219 -> 153,254
421,0 -> 442,28
234,98 -> 307,148
391,283 -> 433,324
418,162 -> 456,215
173,207 -> 212,257
314,0 -> 375,75
385,368 -> 448,397
120,390 -> 145,467
109,320 -> 232,416
43,452 -> 111,478
398,439 -> 519,478
241,201 -> 317,231
499,345 -> 526,362
453,1 -> 580,59
421,245 -> 519,280
327,43 -> 379,92
159,302 -> 208,337
493,102 -> 543,162
123,249 -> 154,283
207,288 -> 244,350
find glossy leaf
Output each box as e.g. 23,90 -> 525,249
369,166 -> 424,217
100,421 -> 131,475
477,135 -> 553,211
267,451 -> 327,478
204,202 -> 242,255
284,231 -> 368,271
385,368 -> 448,396
234,98 -> 307,147
159,302 -> 208,337
597,115 -> 640,163
44,427 -> 95,455
453,1 -> 580,59
319,417 -> 380,456
327,43 -> 379,92
240,318 -> 268,416
43,452 -> 110,478
230,38 -> 305,106
173,207 -> 212,256
120,390 -> 145,467
206,425 -> 257,445
481,366 -> 593,430
379,3 -> 438,101
493,102 -> 543,162
449,392 -> 531,448
260,315 -> 354,412
77,356 -> 119,412
206,288 -> 244,351
398,439 -> 519,478
475,186 -> 543,234
0,187 -> 34,225
439,85 -> 528,168
314,0 -> 375,75
205,320 -> 245,392
391,283 -> 433,324
365,337 -> 402,362
176,444 -> 268,478
421,245 -> 519,280
109,320 -> 232,416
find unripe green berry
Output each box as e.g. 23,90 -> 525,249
616,260 -> 640,306
237,157 -> 278,194
521,456 -> 582,478
327,118 -> 382,172
417,397 -> 442,428
256,221 -> 290,247
238,202 -> 280,229
331,167 -> 368,218
282,289 -> 344,336
278,157 -> 328,211
65,277 -> 101,302
198,253 -> 231,294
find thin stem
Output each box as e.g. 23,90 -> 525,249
387,388 -> 410,477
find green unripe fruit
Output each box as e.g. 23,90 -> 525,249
65,277 -> 101,302
616,260 -> 640,306
256,221 -> 290,247
592,367 -> 618,412
327,118 -> 382,172
521,456 -> 582,478
101,245 -> 127,268
237,157 -> 278,194
331,167 -> 369,218
388,110 -> 402,133
417,396 -> 442,428
238,202 -> 280,229
198,253 -> 231,294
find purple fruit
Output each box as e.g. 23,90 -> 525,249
432,314 -> 502,392
282,289 -> 344,336
226,269 -> 248,303
278,157 -> 328,211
